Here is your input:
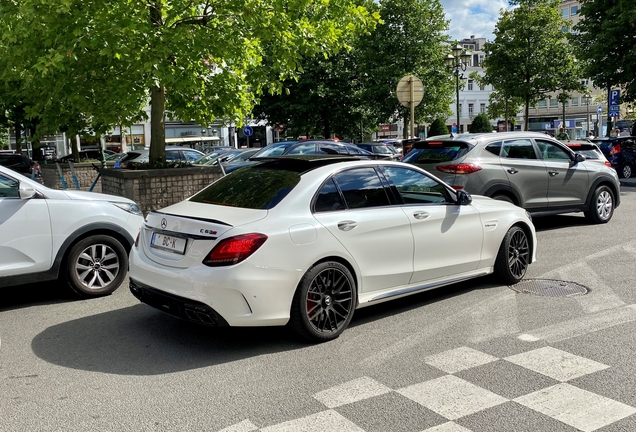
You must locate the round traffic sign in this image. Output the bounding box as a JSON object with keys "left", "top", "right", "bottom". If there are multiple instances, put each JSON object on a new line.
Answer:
{"left": 597, "top": 105, "right": 602, "bottom": 114}
{"left": 396, "top": 75, "right": 424, "bottom": 108}
{"left": 243, "top": 126, "right": 253, "bottom": 137}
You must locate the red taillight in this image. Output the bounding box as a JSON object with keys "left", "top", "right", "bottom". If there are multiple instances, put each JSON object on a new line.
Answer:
{"left": 605, "top": 161, "right": 612, "bottom": 167}
{"left": 203, "top": 233, "right": 268, "bottom": 267}
{"left": 134, "top": 230, "right": 140, "bottom": 247}
{"left": 451, "top": 185, "right": 464, "bottom": 190}
{"left": 436, "top": 163, "right": 482, "bottom": 174}
{"left": 610, "top": 144, "right": 621, "bottom": 155}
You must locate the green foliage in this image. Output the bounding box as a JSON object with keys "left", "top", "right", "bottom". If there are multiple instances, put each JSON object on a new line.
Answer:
{"left": 428, "top": 118, "right": 448, "bottom": 137}
{"left": 0, "top": 0, "right": 380, "bottom": 165}
{"left": 484, "top": 90, "right": 524, "bottom": 125}
{"left": 470, "top": 114, "right": 492, "bottom": 133}
{"left": 356, "top": 0, "right": 453, "bottom": 134}
{"left": 480, "top": 0, "right": 582, "bottom": 130}
{"left": 574, "top": 0, "right": 636, "bottom": 124}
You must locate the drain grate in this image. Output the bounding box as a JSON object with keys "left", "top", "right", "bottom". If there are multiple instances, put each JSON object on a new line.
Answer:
{"left": 509, "top": 279, "right": 589, "bottom": 297}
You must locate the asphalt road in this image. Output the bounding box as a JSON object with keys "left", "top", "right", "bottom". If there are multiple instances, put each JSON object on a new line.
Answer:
{"left": 2, "top": 183, "right": 636, "bottom": 432}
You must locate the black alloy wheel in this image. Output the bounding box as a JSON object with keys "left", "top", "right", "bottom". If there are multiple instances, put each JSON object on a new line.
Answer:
{"left": 494, "top": 226, "right": 529, "bottom": 285}
{"left": 621, "top": 163, "right": 632, "bottom": 179}
{"left": 290, "top": 262, "right": 356, "bottom": 342}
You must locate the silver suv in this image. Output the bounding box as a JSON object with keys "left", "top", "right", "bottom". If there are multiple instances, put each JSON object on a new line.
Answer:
{"left": 402, "top": 132, "right": 620, "bottom": 223}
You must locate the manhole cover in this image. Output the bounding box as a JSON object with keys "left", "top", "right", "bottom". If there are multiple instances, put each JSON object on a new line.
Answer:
{"left": 509, "top": 279, "right": 589, "bottom": 297}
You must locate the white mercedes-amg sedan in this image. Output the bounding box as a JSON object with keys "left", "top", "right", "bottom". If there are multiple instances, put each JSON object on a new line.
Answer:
{"left": 129, "top": 156, "right": 537, "bottom": 342}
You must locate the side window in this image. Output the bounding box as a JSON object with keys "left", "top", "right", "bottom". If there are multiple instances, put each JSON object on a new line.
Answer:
{"left": 484, "top": 141, "right": 502, "bottom": 156}
{"left": 314, "top": 178, "right": 346, "bottom": 212}
{"left": 166, "top": 150, "right": 180, "bottom": 161}
{"left": 623, "top": 139, "right": 636, "bottom": 150}
{"left": 535, "top": 140, "right": 571, "bottom": 160}
{"left": 333, "top": 168, "right": 390, "bottom": 209}
{"left": 287, "top": 143, "right": 317, "bottom": 155}
{"left": 0, "top": 173, "right": 19, "bottom": 198}
{"left": 318, "top": 143, "right": 347, "bottom": 155}
{"left": 383, "top": 166, "right": 453, "bottom": 204}
{"left": 183, "top": 151, "right": 201, "bottom": 162}
{"left": 502, "top": 139, "right": 537, "bottom": 159}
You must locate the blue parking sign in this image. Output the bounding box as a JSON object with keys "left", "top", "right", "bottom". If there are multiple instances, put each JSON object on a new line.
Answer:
{"left": 610, "top": 89, "right": 620, "bottom": 106}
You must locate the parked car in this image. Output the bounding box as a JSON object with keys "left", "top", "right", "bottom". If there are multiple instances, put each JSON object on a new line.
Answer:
{"left": 128, "top": 156, "right": 536, "bottom": 342}
{"left": 223, "top": 140, "right": 378, "bottom": 173}
{"left": 0, "top": 152, "right": 43, "bottom": 183}
{"left": 402, "top": 131, "right": 620, "bottom": 223}
{"left": 58, "top": 149, "right": 116, "bottom": 162}
{"left": 193, "top": 150, "right": 233, "bottom": 166}
{"left": 355, "top": 143, "right": 401, "bottom": 160}
{"left": 591, "top": 136, "right": 636, "bottom": 178}
{"left": 0, "top": 165, "right": 144, "bottom": 297}
{"left": 125, "top": 146, "right": 205, "bottom": 164}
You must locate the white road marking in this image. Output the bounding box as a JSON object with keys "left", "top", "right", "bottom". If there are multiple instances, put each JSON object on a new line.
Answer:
{"left": 505, "top": 346, "right": 609, "bottom": 382}
{"left": 515, "top": 383, "right": 636, "bottom": 432}
{"left": 398, "top": 375, "right": 507, "bottom": 420}
{"left": 312, "top": 376, "right": 391, "bottom": 409}
{"left": 425, "top": 346, "right": 498, "bottom": 374}
{"left": 421, "top": 422, "right": 473, "bottom": 432}
{"left": 260, "top": 410, "right": 366, "bottom": 432}
{"left": 217, "top": 420, "right": 258, "bottom": 432}
{"left": 515, "top": 304, "right": 636, "bottom": 343}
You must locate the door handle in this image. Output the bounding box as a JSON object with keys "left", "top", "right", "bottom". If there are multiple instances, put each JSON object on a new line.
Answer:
{"left": 337, "top": 221, "right": 357, "bottom": 231}
{"left": 413, "top": 211, "right": 430, "bottom": 220}
{"left": 507, "top": 168, "right": 519, "bottom": 174}
{"left": 548, "top": 171, "right": 559, "bottom": 177}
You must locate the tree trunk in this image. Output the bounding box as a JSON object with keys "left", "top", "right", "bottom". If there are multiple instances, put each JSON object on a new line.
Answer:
{"left": 148, "top": 0, "right": 165, "bottom": 166}
{"left": 524, "top": 95, "right": 530, "bottom": 131}
{"left": 149, "top": 85, "right": 166, "bottom": 165}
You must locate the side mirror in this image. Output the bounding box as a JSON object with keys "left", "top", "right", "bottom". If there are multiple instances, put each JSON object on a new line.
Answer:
{"left": 573, "top": 153, "right": 586, "bottom": 163}
{"left": 456, "top": 189, "right": 472, "bottom": 205}
{"left": 19, "top": 182, "right": 36, "bottom": 200}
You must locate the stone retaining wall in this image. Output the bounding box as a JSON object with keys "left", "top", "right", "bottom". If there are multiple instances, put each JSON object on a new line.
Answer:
{"left": 101, "top": 166, "right": 223, "bottom": 215}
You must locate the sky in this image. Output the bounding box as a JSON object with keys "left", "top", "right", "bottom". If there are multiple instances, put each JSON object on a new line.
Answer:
{"left": 439, "top": 0, "right": 512, "bottom": 42}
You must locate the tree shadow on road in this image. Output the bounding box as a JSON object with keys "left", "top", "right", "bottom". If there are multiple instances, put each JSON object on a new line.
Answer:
{"left": 0, "top": 280, "right": 79, "bottom": 312}
{"left": 532, "top": 214, "right": 590, "bottom": 232}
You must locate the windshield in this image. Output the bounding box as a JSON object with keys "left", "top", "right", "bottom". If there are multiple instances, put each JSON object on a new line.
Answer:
{"left": 253, "top": 142, "right": 297, "bottom": 158}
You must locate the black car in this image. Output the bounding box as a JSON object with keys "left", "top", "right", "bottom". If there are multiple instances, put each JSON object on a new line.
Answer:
{"left": 355, "top": 143, "right": 401, "bottom": 160}
{"left": 0, "top": 153, "right": 43, "bottom": 183}
{"left": 58, "top": 149, "right": 116, "bottom": 162}
{"left": 591, "top": 136, "right": 636, "bottom": 178}
{"left": 223, "top": 140, "right": 379, "bottom": 173}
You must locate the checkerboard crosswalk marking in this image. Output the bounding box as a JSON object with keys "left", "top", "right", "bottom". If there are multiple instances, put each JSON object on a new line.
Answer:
{"left": 218, "top": 346, "right": 634, "bottom": 432}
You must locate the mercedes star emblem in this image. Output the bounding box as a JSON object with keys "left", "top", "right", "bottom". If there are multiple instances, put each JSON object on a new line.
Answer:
{"left": 161, "top": 218, "right": 167, "bottom": 229}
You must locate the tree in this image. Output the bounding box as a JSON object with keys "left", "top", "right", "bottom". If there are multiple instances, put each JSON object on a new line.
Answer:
{"left": 573, "top": 0, "right": 636, "bottom": 134}
{"left": 480, "top": 0, "right": 581, "bottom": 130}
{"left": 356, "top": 0, "right": 453, "bottom": 137}
{"left": 470, "top": 114, "right": 492, "bottom": 133}
{"left": 484, "top": 90, "right": 523, "bottom": 131}
{"left": 428, "top": 118, "right": 448, "bottom": 137}
{"left": 0, "top": 0, "right": 380, "bottom": 165}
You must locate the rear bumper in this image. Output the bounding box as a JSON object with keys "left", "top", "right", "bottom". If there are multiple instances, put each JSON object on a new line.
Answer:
{"left": 130, "top": 279, "right": 229, "bottom": 327}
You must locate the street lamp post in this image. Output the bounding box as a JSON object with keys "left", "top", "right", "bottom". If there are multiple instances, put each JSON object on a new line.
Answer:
{"left": 582, "top": 93, "right": 592, "bottom": 137}
{"left": 445, "top": 44, "right": 471, "bottom": 135}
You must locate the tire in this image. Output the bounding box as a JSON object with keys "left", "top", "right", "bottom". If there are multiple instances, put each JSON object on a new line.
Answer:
{"left": 64, "top": 235, "right": 129, "bottom": 298}
{"left": 620, "top": 163, "right": 633, "bottom": 179}
{"left": 494, "top": 226, "right": 529, "bottom": 285}
{"left": 585, "top": 185, "right": 614, "bottom": 224}
{"left": 492, "top": 194, "right": 514, "bottom": 204}
{"left": 289, "top": 262, "right": 357, "bottom": 342}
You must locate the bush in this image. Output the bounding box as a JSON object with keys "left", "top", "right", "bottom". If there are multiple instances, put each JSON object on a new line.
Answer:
{"left": 428, "top": 118, "right": 448, "bottom": 137}
{"left": 470, "top": 114, "right": 493, "bottom": 133}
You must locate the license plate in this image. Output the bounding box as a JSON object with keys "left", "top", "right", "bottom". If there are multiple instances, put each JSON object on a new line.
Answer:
{"left": 151, "top": 232, "right": 187, "bottom": 255}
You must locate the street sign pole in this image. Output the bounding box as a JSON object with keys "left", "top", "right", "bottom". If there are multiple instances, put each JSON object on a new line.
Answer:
{"left": 410, "top": 76, "right": 415, "bottom": 139}
{"left": 396, "top": 75, "right": 424, "bottom": 140}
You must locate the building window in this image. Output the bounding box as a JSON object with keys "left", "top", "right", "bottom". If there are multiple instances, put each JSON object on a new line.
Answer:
{"left": 562, "top": 8, "right": 568, "bottom": 17}
{"left": 571, "top": 5, "right": 578, "bottom": 15}
{"left": 459, "top": 104, "right": 462, "bottom": 116}
{"left": 469, "top": 103, "right": 474, "bottom": 117}
{"left": 479, "top": 84, "right": 484, "bottom": 91}
{"left": 479, "top": 55, "right": 485, "bottom": 65}
{"left": 480, "top": 103, "right": 486, "bottom": 114}
{"left": 468, "top": 79, "right": 473, "bottom": 91}
{"left": 562, "top": 26, "right": 569, "bottom": 33}
{"left": 538, "top": 100, "right": 548, "bottom": 108}
{"left": 550, "top": 98, "right": 558, "bottom": 108}
{"left": 572, "top": 97, "right": 579, "bottom": 106}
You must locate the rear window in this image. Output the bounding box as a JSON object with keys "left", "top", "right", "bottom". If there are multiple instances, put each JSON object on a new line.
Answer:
{"left": 253, "top": 142, "right": 296, "bottom": 158}
{"left": 402, "top": 142, "right": 470, "bottom": 164}
{"left": 592, "top": 140, "right": 614, "bottom": 151}
{"left": 566, "top": 144, "right": 601, "bottom": 159}
{"left": 189, "top": 165, "right": 300, "bottom": 209}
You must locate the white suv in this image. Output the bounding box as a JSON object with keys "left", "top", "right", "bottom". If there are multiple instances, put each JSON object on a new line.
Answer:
{"left": 0, "top": 165, "right": 144, "bottom": 297}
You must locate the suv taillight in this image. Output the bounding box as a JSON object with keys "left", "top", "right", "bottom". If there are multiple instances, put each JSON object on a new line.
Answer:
{"left": 203, "top": 233, "right": 267, "bottom": 267}
{"left": 610, "top": 144, "right": 621, "bottom": 155}
{"left": 436, "top": 164, "right": 482, "bottom": 174}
